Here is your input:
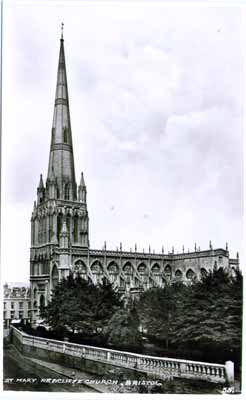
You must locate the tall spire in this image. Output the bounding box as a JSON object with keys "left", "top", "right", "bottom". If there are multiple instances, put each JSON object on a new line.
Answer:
{"left": 47, "top": 26, "right": 77, "bottom": 200}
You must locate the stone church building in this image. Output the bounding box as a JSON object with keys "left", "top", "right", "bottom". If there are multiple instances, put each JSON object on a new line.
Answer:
{"left": 30, "top": 33, "right": 239, "bottom": 321}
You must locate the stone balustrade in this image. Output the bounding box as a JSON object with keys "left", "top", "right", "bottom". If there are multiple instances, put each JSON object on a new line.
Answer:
{"left": 11, "top": 326, "right": 234, "bottom": 384}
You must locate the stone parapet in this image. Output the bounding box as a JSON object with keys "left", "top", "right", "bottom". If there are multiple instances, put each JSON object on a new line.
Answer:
{"left": 12, "top": 326, "right": 233, "bottom": 385}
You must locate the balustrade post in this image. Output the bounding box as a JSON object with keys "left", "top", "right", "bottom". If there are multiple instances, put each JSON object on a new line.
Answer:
{"left": 180, "top": 362, "right": 186, "bottom": 377}
{"left": 225, "top": 361, "right": 234, "bottom": 385}
{"left": 107, "top": 351, "right": 111, "bottom": 361}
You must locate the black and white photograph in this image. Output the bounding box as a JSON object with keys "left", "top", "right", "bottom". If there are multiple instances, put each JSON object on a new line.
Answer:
{"left": 1, "top": 0, "right": 244, "bottom": 396}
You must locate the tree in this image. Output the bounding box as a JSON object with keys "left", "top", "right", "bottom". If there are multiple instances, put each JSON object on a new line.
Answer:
{"left": 105, "top": 307, "right": 143, "bottom": 352}
{"left": 41, "top": 273, "right": 122, "bottom": 335}
{"left": 172, "top": 267, "right": 243, "bottom": 363}
{"left": 137, "top": 282, "right": 188, "bottom": 349}
{"left": 94, "top": 277, "right": 123, "bottom": 332}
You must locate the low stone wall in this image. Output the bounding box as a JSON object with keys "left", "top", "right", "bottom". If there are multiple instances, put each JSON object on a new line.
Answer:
{"left": 11, "top": 327, "right": 234, "bottom": 385}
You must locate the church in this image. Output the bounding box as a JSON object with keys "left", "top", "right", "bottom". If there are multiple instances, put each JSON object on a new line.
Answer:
{"left": 29, "top": 32, "right": 239, "bottom": 322}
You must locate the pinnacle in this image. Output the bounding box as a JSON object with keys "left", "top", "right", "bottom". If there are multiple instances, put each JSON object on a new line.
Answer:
{"left": 80, "top": 172, "right": 86, "bottom": 187}
{"left": 38, "top": 174, "right": 44, "bottom": 189}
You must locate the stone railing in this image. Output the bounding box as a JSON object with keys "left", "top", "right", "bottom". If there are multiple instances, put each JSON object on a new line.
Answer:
{"left": 12, "top": 326, "right": 234, "bottom": 385}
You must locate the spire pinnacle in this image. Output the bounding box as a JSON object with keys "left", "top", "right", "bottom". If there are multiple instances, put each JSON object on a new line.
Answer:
{"left": 61, "top": 22, "right": 64, "bottom": 40}
{"left": 80, "top": 172, "right": 86, "bottom": 187}
{"left": 38, "top": 174, "right": 44, "bottom": 189}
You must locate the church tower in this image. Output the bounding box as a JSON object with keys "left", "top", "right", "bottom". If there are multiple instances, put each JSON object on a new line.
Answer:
{"left": 30, "top": 29, "right": 89, "bottom": 322}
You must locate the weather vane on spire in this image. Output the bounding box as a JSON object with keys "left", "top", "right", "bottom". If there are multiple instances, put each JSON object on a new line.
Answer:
{"left": 61, "top": 22, "right": 64, "bottom": 39}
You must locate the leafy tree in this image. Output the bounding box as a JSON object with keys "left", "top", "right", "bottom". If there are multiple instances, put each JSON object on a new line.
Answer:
{"left": 172, "top": 267, "right": 243, "bottom": 363}
{"left": 41, "top": 273, "right": 122, "bottom": 335}
{"left": 138, "top": 282, "right": 188, "bottom": 349}
{"left": 94, "top": 277, "right": 123, "bottom": 332}
{"left": 105, "top": 307, "right": 142, "bottom": 352}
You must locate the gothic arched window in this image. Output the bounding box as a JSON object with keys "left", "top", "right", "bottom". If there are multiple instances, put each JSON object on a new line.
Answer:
{"left": 138, "top": 263, "right": 148, "bottom": 288}
{"left": 200, "top": 268, "right": 207, "bottom": 278}
{"left": 123, "top": 262, "right": 133, "bottom": 284}
{"left": 107, "top": 262, "right": 119, "bottom": 283}
{"left": 74, "top": 260, "right": 87, "bottom": 277}
{"left": 175, "top": 269, "right": 182, "bottom": 279}
{"left": 186, "top": 269, "right": 195, "bottom": 280}
{"left": 164, "top": 264, "right": 172, "bottom": 277}
{"left": 52, "top": 265, "right": 59, "bottom": 288}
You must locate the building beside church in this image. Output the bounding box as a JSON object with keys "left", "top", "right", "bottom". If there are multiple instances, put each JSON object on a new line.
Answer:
{"left": 29, "top": 32, "right": 239, "bottom": 323}
{"left": 3, "top": 283, "right": 31, "bottom": 328}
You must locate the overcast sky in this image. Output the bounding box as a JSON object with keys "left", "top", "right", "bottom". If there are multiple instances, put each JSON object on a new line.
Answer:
{"left": 1, "top": 2, "right": 244, "bottom": 284}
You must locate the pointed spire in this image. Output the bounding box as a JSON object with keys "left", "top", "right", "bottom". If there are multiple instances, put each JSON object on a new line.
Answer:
{"left": 47, "top": 30, "right": 76, "bottom": 200}
{"left": 79, "top": 172, "right": 86, "bottom": 187}
{"left": 38, "top": 174, "right": 44, "bottom": 189}
{"left": 37, "top": 174, "right": 45, "bottom": 204}
{"left": 78, "top": 172, "right": 86, "bottom": 202}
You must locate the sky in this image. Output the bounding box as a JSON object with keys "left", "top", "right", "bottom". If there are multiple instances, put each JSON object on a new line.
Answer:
{"left": 1, "top": 2, "right": 244, "bottom": 284}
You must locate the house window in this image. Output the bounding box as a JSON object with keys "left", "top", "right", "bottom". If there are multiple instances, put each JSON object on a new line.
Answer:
{"left": 19, "top": 302, "right": 23, "bottom": 309}
{"left": 11, "top": 302, "right": 14, "bottom": 309}
{"left": 3, "top": 302, "right": 6, "bottom": 310}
